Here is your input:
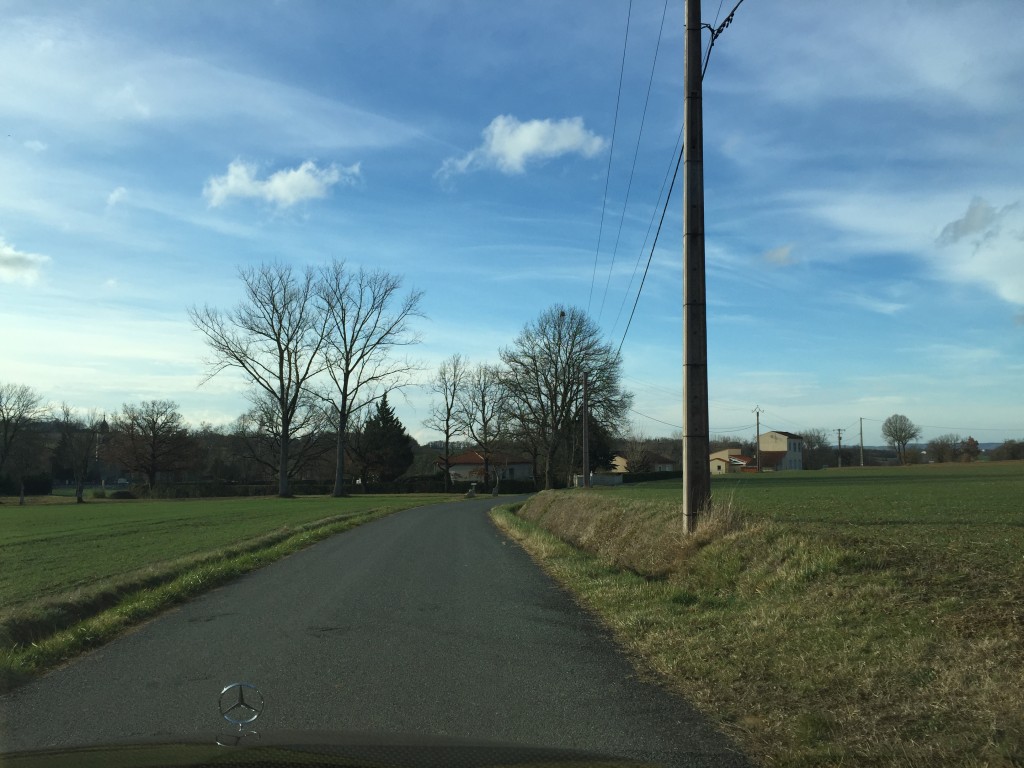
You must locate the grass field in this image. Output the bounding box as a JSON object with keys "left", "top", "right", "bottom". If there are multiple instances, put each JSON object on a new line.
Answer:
{"left": 492, "top": 462, "right": 1024, "bottom": 766}
{"left": 0, "top": 493, "right": 455, "bottom": 690}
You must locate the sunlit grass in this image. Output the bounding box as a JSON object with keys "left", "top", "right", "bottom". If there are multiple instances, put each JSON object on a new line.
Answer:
{"left": 492, "top": 463, "right": 1024, "bottom": 766}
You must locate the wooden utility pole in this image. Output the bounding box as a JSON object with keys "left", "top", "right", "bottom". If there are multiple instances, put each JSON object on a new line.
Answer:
{"left": 753, "top": 405, "right": 762, "bottom": 472}
{"left": 581, "top": 371, "right": 591, "bottom": 489}
{"left": 682, "top": 0, "right": 710, "bottom": 534}
{"left": 859, "top": 417, "right": 865, "bottom": 467}
{"left": 836, "top": 428, "right": 844, "bottom": 468}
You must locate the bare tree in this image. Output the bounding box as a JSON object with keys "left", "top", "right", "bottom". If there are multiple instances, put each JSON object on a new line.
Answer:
{"left": 316, "top": 262, "right": 423, "bottom": 496}
{"left": 500, "top": 305, "right": 631, "bottom": 489}
{"left": 423, "top": 353, "right": 468, "bottom": 491}
{"left": 455, "top": 363, "right": 507, "bottom": 490}
{"left": 927, "top": 433, "right": 962, "bottom": 463}
{"left": 189, "top": 263, "right": 329, "bottom": 496}
{"left": 234, "top": 389, "right": 332, "bottom": 484}
{"left": 882, "top": 413, "right": 922, "bottom": 465}
{"left": 57, "top": 404, "right": 105, "bottom": 503}
{"left": 0, "top": 383, "right": 46, "bottom": 476}
{"left": 109, "top": 400, "right": 192, "bottom": 488}
{"left": 800, "top": 427, "right": 833, "bottom": 469}
{"left": 620, "top": 424, "right": 653, "bottom": 474}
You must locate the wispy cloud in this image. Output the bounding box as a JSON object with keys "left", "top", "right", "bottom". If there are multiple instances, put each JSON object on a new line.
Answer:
{"left": 838, "top": 291, "right": 906, "bottom": 315}
{"left": 934, "top": 197, "right": 1024, "bottom": 305}
{"left": 23, "top": 139, "right": 47, "bottom": 152}
{"left": 106, "top": 186, "right": 127, "bottom": 208}
{"left": 203, "top": 160, "right": 360, "bottom": 209}
{"left": 438, "top": 115, "right": 605, "bottom": 179}
{"left": 0, "top": 238, "right": 51, "bottom": 284}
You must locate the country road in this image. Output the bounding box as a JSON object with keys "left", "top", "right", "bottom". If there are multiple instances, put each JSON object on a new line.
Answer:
{"left": 0, "top": 496, "right": 747, "bottom": 767}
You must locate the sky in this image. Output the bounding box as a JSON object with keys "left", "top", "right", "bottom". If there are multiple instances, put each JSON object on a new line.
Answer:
{"left": 2, "top": 0, "right": 1023, "bottom": 449}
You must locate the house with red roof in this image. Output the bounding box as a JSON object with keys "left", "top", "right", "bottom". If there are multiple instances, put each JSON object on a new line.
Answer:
{"left": 436, "top": 449, "right": 534, "bottom": 484}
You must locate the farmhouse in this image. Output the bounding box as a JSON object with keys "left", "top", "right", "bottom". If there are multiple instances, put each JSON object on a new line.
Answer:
{"left": 436, "top": 450, "right": 534, "bottom": 483}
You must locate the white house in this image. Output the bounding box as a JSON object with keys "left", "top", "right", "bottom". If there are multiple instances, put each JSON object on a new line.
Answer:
{"left": 437, "top": 450, "right": 534, "bottom": 483}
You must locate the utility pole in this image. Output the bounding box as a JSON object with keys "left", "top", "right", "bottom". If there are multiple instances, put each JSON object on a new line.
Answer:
{"left": 682, "top": 0, "right": 710, "bottom": 534}
{"left": 581, "top": 371, "right": 590, "bottom": 489}
{"left": 859, "top": 417, "right": 864, "bottom": 467}
{"left": 836, "top": 428, "right": 844, "bottom": 469}
{"left": 753, "top": 405, "right": 762, "bottom": 473}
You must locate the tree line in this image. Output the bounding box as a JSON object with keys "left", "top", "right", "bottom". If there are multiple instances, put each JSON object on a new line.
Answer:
{"left": 2, "top": 260, "right": 633, "bottom": 501}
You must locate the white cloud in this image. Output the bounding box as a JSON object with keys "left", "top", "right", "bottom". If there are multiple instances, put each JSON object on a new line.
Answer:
{"left": 23, "top": 139, "right": 47, "bottom": 152}
{"left": 203, "top": 160, "right": 360, "bottom": 208}
{"left": 935, "top": 198, "right": 1024, "bottom": 305}
{"left": 439, "top": 115, "right": 606, "bottom": 178}
{"left": 0, "top": 238, "right": 51, "bottom": 284}
{"left": 106, "top": 186, "right": 127, "bottom": 208}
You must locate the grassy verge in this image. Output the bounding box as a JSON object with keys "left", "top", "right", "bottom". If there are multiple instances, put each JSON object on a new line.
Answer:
{"left": 0, "top": 494, "right": 454, "bottom": 692}
{"left": 491, "top": 467, "right": 1024, "bottom": 766}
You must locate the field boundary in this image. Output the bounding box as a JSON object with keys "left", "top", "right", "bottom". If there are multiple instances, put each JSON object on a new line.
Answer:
{"left": 492, "top": 483, "right": 1024, "bottom": 766}
{"left": 0, "top": 506, "right": 397, "bottom": 692}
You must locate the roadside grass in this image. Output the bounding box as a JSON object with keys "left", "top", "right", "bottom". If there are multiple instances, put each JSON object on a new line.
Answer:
{"left": 491, "top": 463, "right": 1024, "bottom": 766}
{"left": 0, "top": 494, "right": 455, "bottom": 692}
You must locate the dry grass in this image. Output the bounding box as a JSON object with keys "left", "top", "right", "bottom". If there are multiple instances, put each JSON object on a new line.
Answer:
{"left": 516, "top": 488, "right": 744, "bottom": 578}
{"left": 493, "top": 478, "right": 1024, "bottom": 767}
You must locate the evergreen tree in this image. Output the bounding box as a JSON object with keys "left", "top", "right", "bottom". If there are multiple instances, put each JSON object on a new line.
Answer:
{"left": 361, "top": 393, "right": 413, "bottom": 484}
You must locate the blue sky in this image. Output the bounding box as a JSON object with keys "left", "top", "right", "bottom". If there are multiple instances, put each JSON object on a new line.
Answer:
{"left": 2, "top": 0, "right": 1023, "bottom": 448}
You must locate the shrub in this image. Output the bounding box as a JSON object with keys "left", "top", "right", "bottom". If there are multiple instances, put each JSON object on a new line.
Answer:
{"left": 108, "top": 490, "right": 137, "bottom": 500}
{"left": 90, "top": 489, "right": 107, "bottom": 499}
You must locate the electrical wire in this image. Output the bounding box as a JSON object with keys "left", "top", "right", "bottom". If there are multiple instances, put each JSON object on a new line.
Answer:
{"left": 587, "top": 0, "right": 633, "bottom": 315}
{"left": 597, "top": 0, "right": 670, "bottom": 323}
{"left": 616, "top": 141, "right": 683, "bottom": 357}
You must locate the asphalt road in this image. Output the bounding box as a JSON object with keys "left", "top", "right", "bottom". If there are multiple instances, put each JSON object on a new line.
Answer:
{"left": 0, "top": 496, "right": 747, "bottom": 766}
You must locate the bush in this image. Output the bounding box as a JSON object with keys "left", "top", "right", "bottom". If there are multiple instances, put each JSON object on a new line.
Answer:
{"left": 90, "top": 489, "right": 107, "bottom": 499}
{"left": 108, "top": 490, "right": 137, "bottom": 500}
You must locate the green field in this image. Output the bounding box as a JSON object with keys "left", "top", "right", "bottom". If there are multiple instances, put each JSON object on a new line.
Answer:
{"left": 0, "top": 493, "right": 455, "bottom": 689}
{"left": 494, "top": 462, "right": 1024, "bottom": 766}
{"left": 0, "top": 494, "right": 449, "bottom": 611}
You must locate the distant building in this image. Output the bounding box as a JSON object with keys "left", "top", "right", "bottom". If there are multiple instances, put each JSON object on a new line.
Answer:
{"left": 709, "top": 448, "right": 756, "bottom": 474}
{"left": 710, "top": 432, "right": 803, "bottom": 473}
{"left": 436, "top": 450, "right": 534, "bottom": 483}
{"left": 758, "top": 431, "right": 803, "bottom": 471}
{"left": 609, "top": 452, "right": 676, "bottom": 474}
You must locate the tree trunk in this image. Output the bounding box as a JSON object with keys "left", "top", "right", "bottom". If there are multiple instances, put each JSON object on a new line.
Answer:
{"left": 75, "top": 479, "right": 85, "bottom": 503}
{"left": 332, "top": 409, "right": 348, "bottom": 497}
{"left": 18, "top": 477, "right": 26, "bottom": 506}
{"left": 442, "top": 437, "right": 450, "bottom": 492}
{"left": 279, "top": 413, "right": 291, "bottom": 497}
{"left": 543, "top": 445, "right": 555, "bottom": 490}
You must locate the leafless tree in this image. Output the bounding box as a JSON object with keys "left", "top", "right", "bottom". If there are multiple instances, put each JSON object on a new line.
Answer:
{"left": 189, "top": 263, "right": 329, "bottom": 496}
{"left": 800, "top": 427, "right": 832, "bottom": 469}
{"left": 109, "top": 400, "right": 192, "bottom": 488}
{"left": 882, "top": 413, "right": 922, "bottom": 465}
{"left": 234, "top": 389, "right": 332, "bottom": 484}
{"left": 500, "top": 305, "right": 631, "bottom": 489}
{"left": 455, "top": 363, "right": 507, "bottom": 489}
{"left": 927, "top": 433, "right": 962, "bottom": 463}
{"left": 620, "top": 424, "right": 653, "bottom": 474}
{"left": 57, "top": 404, "right": 105, "bottom": 503}
{"left": 423, "top": 353, "right": 468, "bottom": 491}
{"left": 0, "top": 382, "right": 46, "bottom": 476}
{"left": 316, "top": 262, "right": 423, "bottom": 496}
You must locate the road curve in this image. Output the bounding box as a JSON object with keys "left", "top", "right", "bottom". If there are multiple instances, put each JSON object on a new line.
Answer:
{"left": 0, "top": 496, "right": 747, "bottom": 767}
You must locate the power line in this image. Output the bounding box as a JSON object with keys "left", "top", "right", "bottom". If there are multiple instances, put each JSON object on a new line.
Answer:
{"left": 587, "top": 0, "right": 633, "bottom": 315}
{"left": 610, "top": 121, "right": 683, "bottom": 339}
{"left": 629, "top": 407, "right": 682, "bottom": 430}
{"left": 616, "top": 141, "right": 683, "bottom": 356}
{"left": 597, "top": 0, "right": 670, "bottom": 323}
